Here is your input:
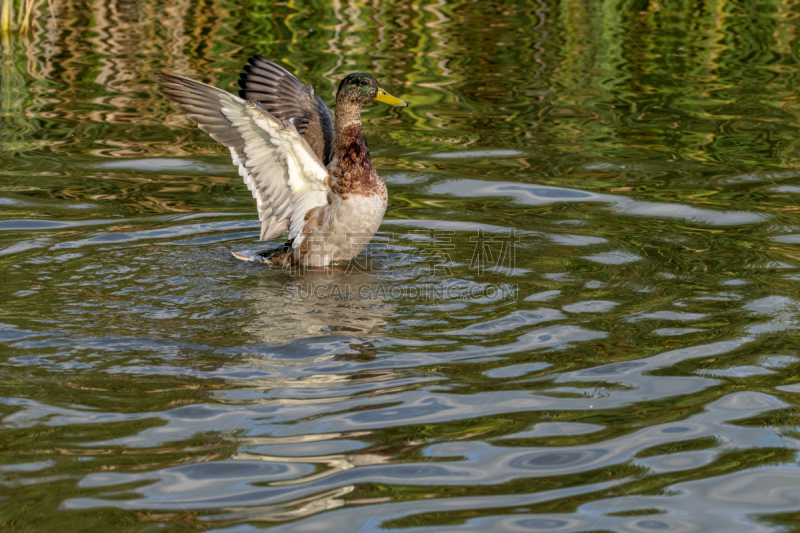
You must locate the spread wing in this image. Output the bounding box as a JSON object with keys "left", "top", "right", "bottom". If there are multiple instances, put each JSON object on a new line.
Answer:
{"left": 158, "top": 72, "right": 331, "bottom": 244}
{"left": 238, "top": 55, "right": 335, "bottom": 166}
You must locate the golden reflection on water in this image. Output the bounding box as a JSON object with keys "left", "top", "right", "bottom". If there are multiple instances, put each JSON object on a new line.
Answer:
{"left": 3, "top": 0, "right": 798, "bottom": 170}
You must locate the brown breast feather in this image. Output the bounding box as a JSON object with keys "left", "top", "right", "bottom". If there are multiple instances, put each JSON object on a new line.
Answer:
{"left": 331, "top": 124, "right": 385, "bottom": 199}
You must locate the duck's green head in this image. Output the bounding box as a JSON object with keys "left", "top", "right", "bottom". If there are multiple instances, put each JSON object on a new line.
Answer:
{"left": 337, "top": 73, "right": 407, "bottom": 108}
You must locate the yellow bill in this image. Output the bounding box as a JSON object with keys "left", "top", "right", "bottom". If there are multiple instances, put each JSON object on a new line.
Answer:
{"left": 374, "top": 87, "right": 408, "bottom": 107}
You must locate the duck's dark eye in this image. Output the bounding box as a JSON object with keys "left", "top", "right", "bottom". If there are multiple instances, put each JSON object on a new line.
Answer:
{"left": 360, "top": 80, "right": 367, "bottom": 86}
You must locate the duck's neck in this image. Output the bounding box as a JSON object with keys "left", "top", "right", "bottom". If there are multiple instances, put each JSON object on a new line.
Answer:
{"left": 333, "top": 104, "right": 368, "bottom": 156}
{"left": 332, "top": 103, "right": 380, "bottom": 196}
{"left": 332, "top": 104, "right": 374, "bottom": 172}
{"left": 334, "top": 102, "right": 362, "bottom": 135}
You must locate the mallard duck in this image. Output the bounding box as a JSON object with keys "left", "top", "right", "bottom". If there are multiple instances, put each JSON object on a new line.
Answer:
{"left": 157, "top": 55, "right": 407, "bottom": 267}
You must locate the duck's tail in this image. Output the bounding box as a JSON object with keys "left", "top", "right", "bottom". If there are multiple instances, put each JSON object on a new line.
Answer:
{"left": 231, "top": 241, "right": 293, "bottom": 264}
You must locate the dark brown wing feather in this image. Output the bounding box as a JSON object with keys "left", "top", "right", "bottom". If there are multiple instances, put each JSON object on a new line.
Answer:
{"left": 238, "top": 55, "right": 335, "bottom": 165}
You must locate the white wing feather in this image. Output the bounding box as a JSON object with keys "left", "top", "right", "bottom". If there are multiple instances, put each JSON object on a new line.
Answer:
{"left": 246, "top": 109, "right": 330, "bottom": 247}
{"left": 157, "top": 73, "right": 330, "bottom": 243}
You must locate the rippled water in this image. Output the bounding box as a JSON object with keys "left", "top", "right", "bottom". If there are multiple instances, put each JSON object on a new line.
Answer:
{"left": 2, "top": 0, "right": 800, "bottom": 531}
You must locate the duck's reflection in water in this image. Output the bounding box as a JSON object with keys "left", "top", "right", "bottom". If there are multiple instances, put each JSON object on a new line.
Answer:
{"left": 244, "top": 267, "right": 395, "bottom": 346}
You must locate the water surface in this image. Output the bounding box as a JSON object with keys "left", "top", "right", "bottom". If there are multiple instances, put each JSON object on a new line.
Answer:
{"left": 2, "top": 1, "right": 800, "bottom": 531}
